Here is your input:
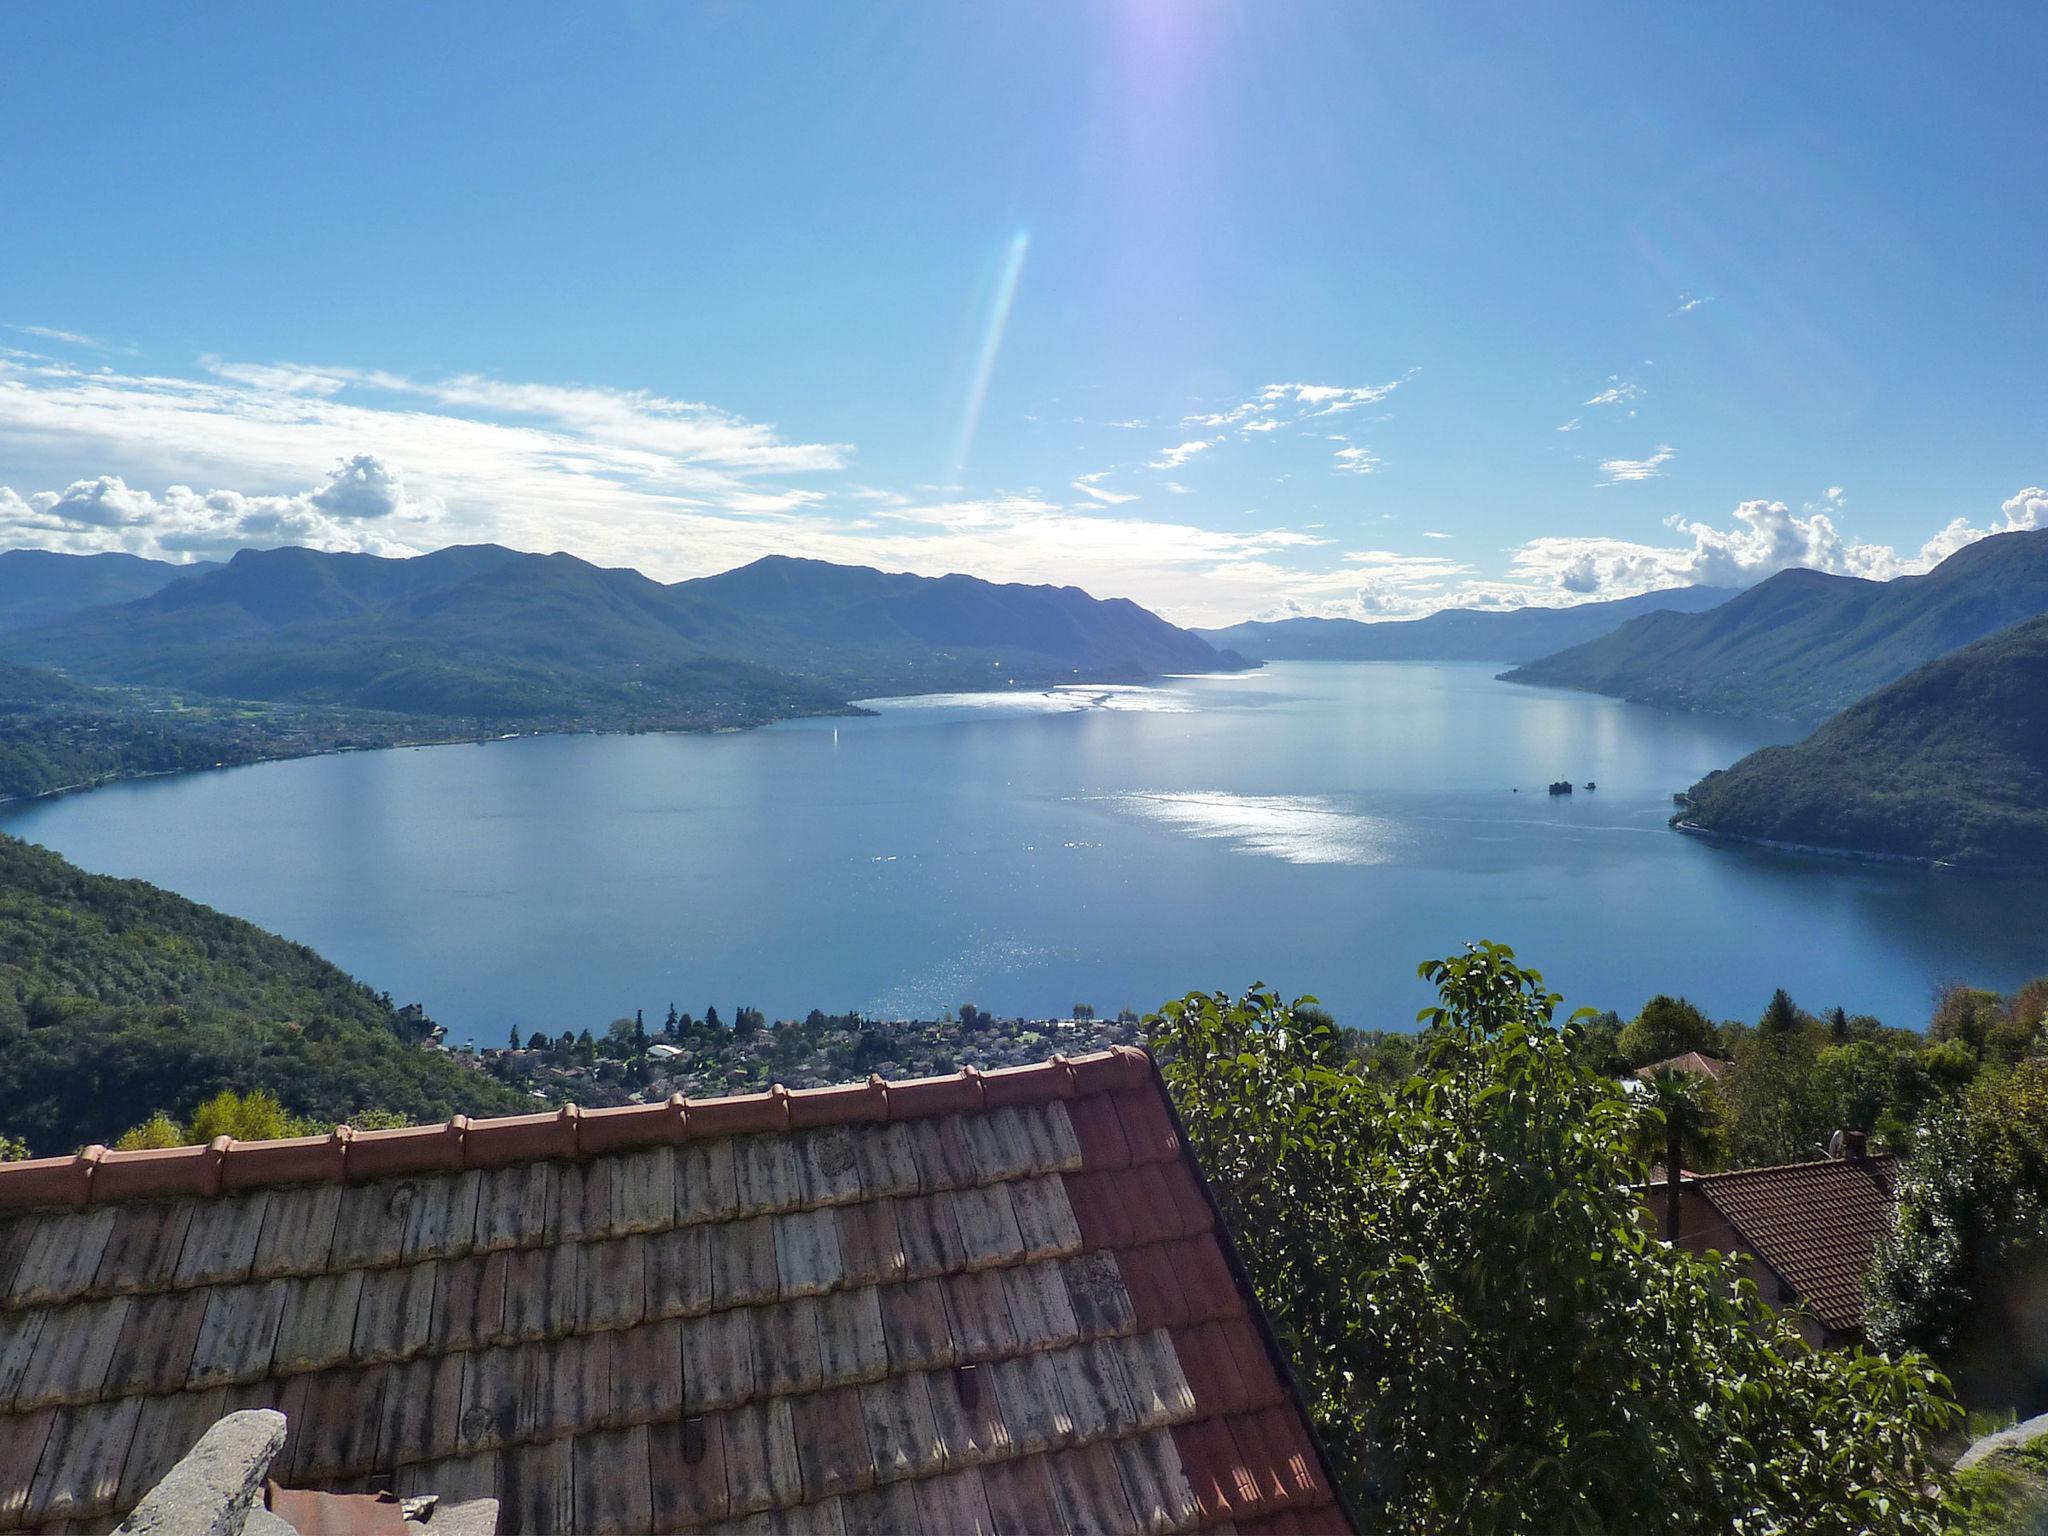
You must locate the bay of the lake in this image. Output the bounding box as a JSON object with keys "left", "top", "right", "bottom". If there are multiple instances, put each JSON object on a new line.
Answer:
{"left": 4, "top": 661, "right": 2044, "bottom": 1042}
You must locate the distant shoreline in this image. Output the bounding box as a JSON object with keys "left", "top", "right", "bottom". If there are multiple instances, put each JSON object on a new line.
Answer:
{"left": 1671, "top": 818, "right": 2038, "bottom": 875}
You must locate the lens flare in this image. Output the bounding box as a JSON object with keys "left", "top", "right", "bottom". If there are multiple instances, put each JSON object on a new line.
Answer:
{"left": 951, "top": 229, "right": 1030, "bottom": 472}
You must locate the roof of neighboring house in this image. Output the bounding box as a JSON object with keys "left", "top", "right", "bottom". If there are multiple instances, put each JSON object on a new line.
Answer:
{"left": 0, "top": 1047, "right": 1346, "bottom": 1535}
{"left": 1633, "top": 1052, "right": 1731, "bottom": 1082}
{"left": 1655, "top": 1154, "right": 1897, "bottom": 1334}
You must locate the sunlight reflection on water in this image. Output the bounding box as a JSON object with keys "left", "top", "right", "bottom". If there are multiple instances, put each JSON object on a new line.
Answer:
{"left": 1105, "top": 790, "right": 1400, "bottom": 866}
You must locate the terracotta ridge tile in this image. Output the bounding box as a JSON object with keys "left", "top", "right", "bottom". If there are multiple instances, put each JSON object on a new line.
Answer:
{"left": 0, "top": 1048, "right": 1159, "bottom": 1213}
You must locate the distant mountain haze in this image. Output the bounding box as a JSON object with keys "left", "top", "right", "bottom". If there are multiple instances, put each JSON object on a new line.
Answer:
{"left": 1679, "top": 612, "right": 2048, "bottom": 867}
{"left": 0, "top": 549, "right": 219, "bottom": 632}
{"left": 1503, "top": 529, "right": 2048, "bottom": 723}
{"left": 0, "top": 544, "right": 1249, "bottom": 722}
{"left": 1197, "top": 586, "right": 1738, "bottom": 663}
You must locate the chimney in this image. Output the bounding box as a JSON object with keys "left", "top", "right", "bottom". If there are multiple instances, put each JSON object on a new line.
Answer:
{"left": 1841, "top": 1128, "right": 1868, "bottom": 1159}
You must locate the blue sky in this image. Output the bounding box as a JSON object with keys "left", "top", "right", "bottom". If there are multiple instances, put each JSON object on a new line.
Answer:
{"left": 1, "top": 3, "right": 2044, "bottom": 625}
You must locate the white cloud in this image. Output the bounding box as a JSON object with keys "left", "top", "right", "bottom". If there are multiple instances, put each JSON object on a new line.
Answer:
{"left": 1916, "top": 486, "right": 2046, "bottom": 566}
{"left": 1162, "top": 481, "right": 1193, "bottom": 495}
{"left": 1331, "top": 442, "right": 1380, "bottom": 475}
{"left": 1583, "top": 380, "right": 1642, "bottom": 408}
{"left": 11, "top": 324, "right": 118, "bottom": 353}
{"left": 1148, "top": 440, "right": 1211, "bottom": 471}
{"left": 1072, "top": 471, "right": 1139, "bottom": 506}
{"left": 1556, "top": 418, "right": 1581, "bottom": 433}
{"left": 0, "top": 455, "right": 438, "bottom": 561}
{"left": 1422, "top": 531, "right": 1451, "bottom": 540}
{"left": 1598, "top": 444, "right": 1674, "bottom": 484}
{"left": 1675, "top": 293, "right": 1711, "bottom": 315}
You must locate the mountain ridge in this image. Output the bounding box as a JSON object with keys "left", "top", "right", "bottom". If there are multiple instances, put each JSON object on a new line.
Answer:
{"left": 1197, "top": 585, "right": 1737, "bottom": 663}
{"left": 1, "top": 543, "right": 1250, "bottom": 723}
{"left": 1677, "top": 612, "right": 2048, "bottom": 868}
{"left": 1503, "top": 530, "right": 2048, "bottom": 722}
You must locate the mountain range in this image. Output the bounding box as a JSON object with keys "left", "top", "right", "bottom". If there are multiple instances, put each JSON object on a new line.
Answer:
{"left": 1678, "top": 613, "right": 2048, "bottom": 867}
{"left": 1196, "top": 585, "right": 1737, "bottom": 663}
{"left": 0, "top": 549, "right": 217, "bottom": 632}
{"left": 1503, "top": 530, "right": 2048, "bottom": 723}
{"left": 1, "top": 544, "right": 1251, "bottom": 724}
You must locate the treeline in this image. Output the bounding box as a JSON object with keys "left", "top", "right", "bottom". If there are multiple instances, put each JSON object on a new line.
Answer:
{"left": 1347, "top": 979, "right": 2042, "bottom": 1171}
{"left": 0, "top": 833, "right": 529, "bottom": 1153}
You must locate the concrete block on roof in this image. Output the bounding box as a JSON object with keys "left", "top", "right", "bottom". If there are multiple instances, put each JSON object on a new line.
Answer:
{"left": 112, "top": 1408, "right": 285, "bottom": 1536}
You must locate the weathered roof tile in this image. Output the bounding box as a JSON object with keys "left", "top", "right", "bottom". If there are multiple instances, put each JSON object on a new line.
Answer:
{"left": 681, "top": 1308, "right": 756, "bottom": 1414}
{"left": 25, "top": 1397, "right": 141, "bottom": 1526}
{"left": 644, "top": 1223, "right": 714, "bottom": 1321}
{"left": 376, "top": 1350, "right": 465, "bottom": 1469}
{"left": 430, "top": 1253, "right": 505, "bottom": 1354}
{"left": 573, "top": 1423, "right": 654, "bottom": 1536}
{"left": 720, "top": 1397, "right": 802, "bottom": 1516}
{"left": 609, "top": 1148, "right": 678, "bottom": 1236}
{"left": 978, "top": 1452, "right": 1066, "bottom": 1535}
{"left": 676, "top": 1139, "right": 740, "bottom": 1226}
{"left": 848, "top": 1123, "right": 921, "bottom": 1201}
{"left": 7, "top": 1209, "right": 116, "bottom": 1307}
{"left": 772, "top": 1209, "right": 843, "bottom": 1299}
{"left": 187, "top": 1277, "right": 290, "bottom": 1389}
{"left": 90, "top": 1201, "right": 194, "bottom": 1297}
{"left": 796, "top": 1128, "right": 864, "bottom": 1208}
{"left": 814, "top": 1287, "right": 888, "bottom": 1388}
{"left": 649, "top": 1412, "right": 729, "bottom": 1531}
{"left": 837, "top": 1477, "right": 921, "bottom": 1536}
{"left": 894, "top": 1193, "right": 966, "bottom": 1281}
{"left": 1113, "top": 1427, "right": 1202, "bottom": 1535}
{"left": 1009, "top": 1173, "right": 1085, "bottom": 1261}
{"left": 789, "top": 1385, "right": 873, "bottom": 1503}
{"left": 987, "top": 1352, "right": 1075, "bottom": 1456}
{"left": 610, "top": 1317, "right": 684, "bottom": 1428}
{"left": 551, "top": 1160, "right": 615, "bottom": 1245}
{"left": 915, "top": 1463, "right": 997, "bottom": 1533}
{"left": 1045, "top": 1439, "right": 1140, "bottom": 1536}
{"left": 878, "top": 1279, "right": 955, "bottom": 1376}
{"left": 751, "top": 1296, "right": 825, "bottom": 1398}
{"left": 350, "top": 1260, "right": 438, "bottom": 1364}
{"left": 732, "top": 1137, "right": 807, "bottom": 1217}
{"left": 1003, "top": 1261, "right": 1082, "bottom": 1354}
{"left": 473, "top": 1162, "right": 554, "bottom": 1252}
{"left": 710, "top": 1216, "right": 782, "bottom": 1310}
{"left": 858, "top": 1373, "right": 945, "bottom": 1483}
{"left": 951, "top": 1184, "right": 1027, "bottom": 1271}
{"left": 102, "top": 1288, "right": 209, "bottom": 1396}
{"left": 581, "top": 1235, "right": 648, "bottom": 1332}
{"left": 0, "top": 1047, "right": 1345, "bottom": 1536}
{"left": 115, "top": 1388, "right": 222, "bottom": 1513}
{"left": 831, "top": 1201, "right": 904, "bottom": 1290}
{"left": 15, "top": 1296, "right": 127, "bottom": 1409}
{"left": 924, "top": 1361, "right": 1012, "bottom": 1468}
{"left": 400, "top": 1170, "right": 482, "bottom": 1262}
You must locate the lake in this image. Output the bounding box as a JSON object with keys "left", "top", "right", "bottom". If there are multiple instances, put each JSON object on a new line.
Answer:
{"left": 4, "top": 661, "right": 2045, "bottom": 1042}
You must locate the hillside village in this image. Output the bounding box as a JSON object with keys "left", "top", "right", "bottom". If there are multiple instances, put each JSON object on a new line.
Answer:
{"left": 467, "top": 1002, "right": 1142, "bottom": 1106}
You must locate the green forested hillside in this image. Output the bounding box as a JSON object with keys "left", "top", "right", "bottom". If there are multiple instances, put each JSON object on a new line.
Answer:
{"left": 1679, "top": 615, "right": 2048, "bottom": 866}
{"left": 0, "top": 549, "right": 217, "bottom": 632}
{"left": 0, "top": 833, "right": 530, "bottom": 1152}
{"left": 1504, "top": 529, "right": 2048, "bottom": 722}
{"left": 6, "top": 545, "right": 1246, "bottom": 720}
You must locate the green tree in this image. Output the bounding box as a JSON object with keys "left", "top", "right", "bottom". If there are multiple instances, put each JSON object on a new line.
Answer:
{"left": 187, "top": 1088, "right": 321, "bottom": 1142}
{"left": 1617, "top": 994, "right": 1718, "bottom": 1067}
{"left": 0, "top": 1132, "right": 28, "bottom": 1162}
{"left": 1149, "top": 943, "right": 1957, "bottom": 1535}
{"left": 114, "top": 1111, "right": 185, "bottom": 1150}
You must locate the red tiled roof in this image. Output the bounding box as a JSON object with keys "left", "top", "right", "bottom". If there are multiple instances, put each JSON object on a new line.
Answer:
{"left": 1679, "top": 1155, "right": 1897, "bottom": 1334}
{"left": 0, "top": 1047, "right": 1350, "bottom": 1534}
